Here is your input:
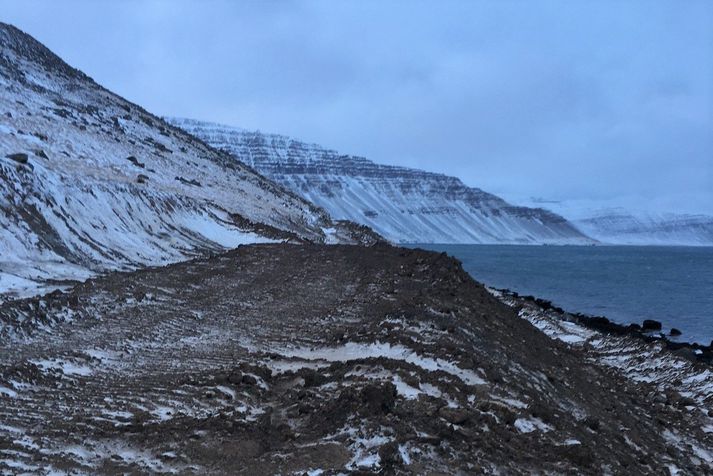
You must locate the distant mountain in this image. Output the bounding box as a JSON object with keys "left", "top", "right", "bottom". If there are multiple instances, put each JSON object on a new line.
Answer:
{"left": 0, "top": 23, "right": 375, "bottom": 299}
{"left": 572, "top": 209, "right": 713, "bottom": 246}
{"left": 168, "top": 118, "right": 594, "bottom": 245}
{"left": 519, "top": 197, "right": 713, "bottom": 246}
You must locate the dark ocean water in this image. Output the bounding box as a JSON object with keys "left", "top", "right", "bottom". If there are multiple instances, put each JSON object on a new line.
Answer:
{"left": 409, "top": 244, "right": 713, "bottom": 345}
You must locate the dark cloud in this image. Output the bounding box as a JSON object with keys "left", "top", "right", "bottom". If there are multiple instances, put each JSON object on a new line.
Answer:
{"left": 2, "top": 0, "right": 712, "bottom": 212}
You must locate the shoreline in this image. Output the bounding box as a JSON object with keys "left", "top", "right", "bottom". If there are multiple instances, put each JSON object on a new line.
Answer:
{"left": 405, "top": 242, "right": 713, "bottom": 348}
{"left": 403, "top": 242, "right": 713, "bottom": 248}
{"left": 489, "top": 285, "right": 713, "bottom": 411}
{"left": 492, "top": 287, "right": 713, "bottom": 364}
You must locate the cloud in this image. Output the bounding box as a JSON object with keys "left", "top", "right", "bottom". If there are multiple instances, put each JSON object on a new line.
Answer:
{"left": 2, "top": 0, "right": 712, "bottom": 213}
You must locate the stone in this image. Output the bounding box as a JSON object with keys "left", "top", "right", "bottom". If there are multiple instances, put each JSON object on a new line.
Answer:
{"left": 227, "top": 371, "right": 243, "bottom": 384}
{"left": 360, "top": 382, "right": 396, "bottom": 415}
{"left": 5, "top": 152, "right": 28, "bottom": 164}
{"left": 126, "top": 155, "right": 145, "bottom": 168}
{"left": 378, "top": 442, "right": 403, "bottom": 468}
{"left": 642, "top": 320, "right": 662, "bottom": 331}
{"left": 438, "top": 406, "right": 471, "bottom": 425}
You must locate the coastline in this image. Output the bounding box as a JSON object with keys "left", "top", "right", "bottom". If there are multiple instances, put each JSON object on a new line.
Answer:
{"left": 405, "top": 243, "right": 713, "bottom": 346}
{"left": 489, "top": 287, "right": 713, "bottom": 410}
{"left": 492, "top": 288, "right": 713, "bottom": 363}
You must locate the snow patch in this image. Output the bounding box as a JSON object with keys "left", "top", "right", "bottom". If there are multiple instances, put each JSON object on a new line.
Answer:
{"left": 278, "top": 341, "right": 486, "bottom": 386}
{"left": 514, "top": 417, "right": 552, "bottom": 434}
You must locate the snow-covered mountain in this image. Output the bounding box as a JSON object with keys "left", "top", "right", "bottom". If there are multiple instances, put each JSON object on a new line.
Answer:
{"left": 572, "top": 209, "right": 713, "bottom": 246}
{"left": 0, "top": 23, "right": 375, "bottom": 299}
{"left": 519, "top": 197, "right": 713, "bottom": 246}
{"left": 168, "top": 118, "right": 594, "bottom": 245}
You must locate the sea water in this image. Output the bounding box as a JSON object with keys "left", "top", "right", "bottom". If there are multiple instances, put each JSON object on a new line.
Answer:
{"left": 409, "top": 244, "right": 713, "bottom": 345}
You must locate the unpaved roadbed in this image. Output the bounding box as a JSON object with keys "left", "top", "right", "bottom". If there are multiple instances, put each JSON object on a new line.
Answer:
{"left": 1, "top": 243, "right": 711, "bottom": 474}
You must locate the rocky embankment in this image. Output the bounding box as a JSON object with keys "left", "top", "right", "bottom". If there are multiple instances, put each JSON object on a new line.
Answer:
{"left": 0, "top": 244, "right": 711, "bottom": 474}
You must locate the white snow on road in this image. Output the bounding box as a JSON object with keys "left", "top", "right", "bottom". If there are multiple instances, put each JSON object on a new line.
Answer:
{"left": 277, "top": 341, "right": 486, "bottom": 386}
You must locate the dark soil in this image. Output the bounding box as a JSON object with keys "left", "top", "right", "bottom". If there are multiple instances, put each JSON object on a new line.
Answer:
{"left": 0, "top": 243, "right": 711, "bottom": 474}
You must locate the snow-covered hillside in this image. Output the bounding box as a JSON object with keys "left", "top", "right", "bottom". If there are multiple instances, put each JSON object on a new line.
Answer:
{"left": 518, "top": 198, "right": 713, "bottom": 246}
{"left": 0, "top": 23, "right": 371, "bottom": 299}
{"left": 572, "top": 209, "right": 713, "bottom": 246}
{"left": 168, "top": 118, "right": 594, "bottom": 245}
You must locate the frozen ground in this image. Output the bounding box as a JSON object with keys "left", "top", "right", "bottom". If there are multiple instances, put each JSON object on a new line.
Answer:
{"left": 0, "top": 243, "right": 710, "bottom": 474}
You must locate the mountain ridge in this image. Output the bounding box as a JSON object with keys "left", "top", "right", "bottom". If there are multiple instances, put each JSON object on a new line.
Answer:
{"left": 168, "top": 118, "right": 595, "bottom": 245}
{"left": 573, "top": 209, "right": 713, "bottom": 246}
{"left": 519, "top": 196, "right": 713, "bottom": 246}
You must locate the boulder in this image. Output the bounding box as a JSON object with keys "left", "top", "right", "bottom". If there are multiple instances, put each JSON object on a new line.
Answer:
{"left": 672, "top": 347, "right": 697, "bottom": 361}
{"left": 378, "top": 442, "right": 404, "bottom": 468}
{"left": 642, "top": 320, "right": 662, "bottom": 331}
{"left": 5, "top": 152, "right": 28, "bottom": 164}
{"left": 299, "top": 368, "right": 327, "bottom": 387}
{"left": 669, "top": 328, "right": 682, "bottom": 337}
{"left": 360, "top": 382, "right": 396, "bottom": 415}
{"left": 438, "top": 406, "right": 471, "bottom": 425}
{"left": 67, "top": 295, "right": 80, "bottom": 308}
{"left": 677, "top": 396, "right": 696, "bottom": 408}
{"left": 583, "top": 416, "right": 600, "bottom": 431}
{"left": 126, "top": 155, "right": 145, "bottom": 168}
{"left": 227, "top": 370, "right": 243, "bottom": 385}
{"left": 175, "top": 176, "right": 202, "bottom": 187}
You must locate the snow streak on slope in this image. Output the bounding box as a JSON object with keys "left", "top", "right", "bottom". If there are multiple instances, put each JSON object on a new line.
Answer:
{"left": 0, "top": 23, "right": 352, "bottom": 299}
{"left": 169, "top": 118, "right": 594, "bottom": 245}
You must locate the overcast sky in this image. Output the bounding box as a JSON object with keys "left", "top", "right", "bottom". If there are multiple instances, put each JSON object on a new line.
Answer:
{"left": 2, "top": 0, "right": 712, "bottom": 214}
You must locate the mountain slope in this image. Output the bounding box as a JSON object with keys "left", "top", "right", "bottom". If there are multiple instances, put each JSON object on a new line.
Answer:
{"left": 521, "top": 198, "right": 713, "bottom": 246}
{"left": 168, "top": 119, "right": 594, "bottom": 245}
{"left": 0, "top": 23, "right": 373, "bottom": 299}
{"left": 573, "top": 210, "right": 713, "bottom": 246}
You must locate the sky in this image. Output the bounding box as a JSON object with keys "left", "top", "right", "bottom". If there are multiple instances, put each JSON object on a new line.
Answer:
{"left": 2, "top": 0, "right": 712, "bottom": 214}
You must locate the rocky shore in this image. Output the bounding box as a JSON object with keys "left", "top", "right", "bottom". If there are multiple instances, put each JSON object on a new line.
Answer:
{"left": 495, "top": 289, "right": 713, "bottom": 363}
{"left": 0, "top": 243, "right": 711, "bottom": 474}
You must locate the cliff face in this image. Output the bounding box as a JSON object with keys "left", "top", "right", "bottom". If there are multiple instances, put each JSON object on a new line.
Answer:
{"left": 169, "top": 118, "right": 595, "bottom": 245}
{"left": 0, "top": 23, "right": 374, "bottom": 299}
